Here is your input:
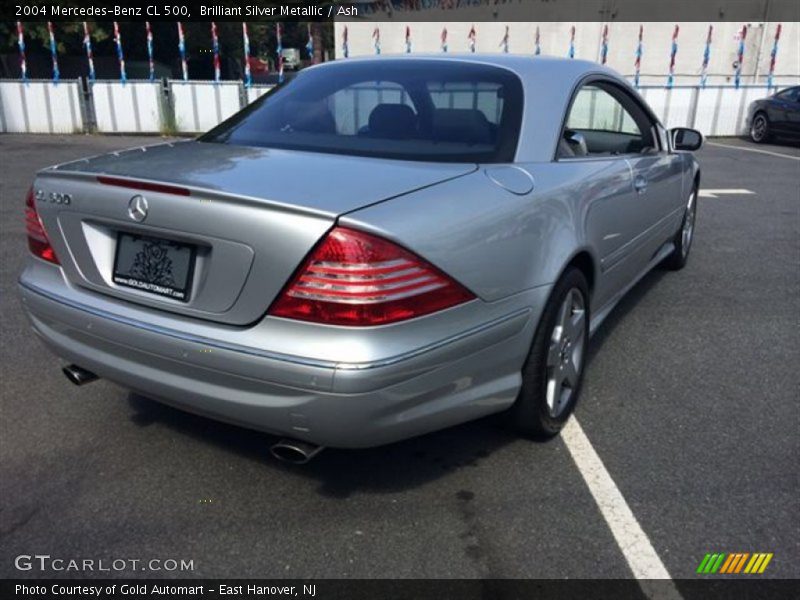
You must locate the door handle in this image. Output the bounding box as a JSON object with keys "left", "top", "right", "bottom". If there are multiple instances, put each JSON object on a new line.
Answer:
{"left": 633, "top": 175, "right": 648, "bottom": 194}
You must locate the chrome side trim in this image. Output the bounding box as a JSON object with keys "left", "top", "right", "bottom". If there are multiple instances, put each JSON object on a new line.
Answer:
{"left": 19, "top": 280, "right": 528, "bottom": 372}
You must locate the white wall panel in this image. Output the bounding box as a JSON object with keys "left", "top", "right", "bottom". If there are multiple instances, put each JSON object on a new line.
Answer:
{"left": 0, "top": 80, "right": 82, "bottom": 133}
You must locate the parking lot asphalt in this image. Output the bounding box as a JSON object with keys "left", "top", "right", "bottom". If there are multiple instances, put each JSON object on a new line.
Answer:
{"left": 1, "top": 134, "right": 798, "bottom": 584}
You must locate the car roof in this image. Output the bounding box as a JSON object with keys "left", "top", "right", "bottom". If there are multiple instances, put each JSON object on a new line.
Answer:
{"left": 308, "top": 53, "right": 618, "bottom": 85}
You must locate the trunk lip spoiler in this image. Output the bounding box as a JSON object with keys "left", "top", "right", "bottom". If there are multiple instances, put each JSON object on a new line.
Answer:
{"left": 34, "top": 169, "right": 343, "bottom": 219}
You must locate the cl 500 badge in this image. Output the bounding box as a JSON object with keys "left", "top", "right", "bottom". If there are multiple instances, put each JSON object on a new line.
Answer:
{"left": 35, "top": 189, "right": 72, "bottom": 205}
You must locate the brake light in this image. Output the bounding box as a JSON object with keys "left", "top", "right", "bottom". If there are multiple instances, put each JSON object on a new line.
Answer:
{"left": 97, "top": 176, "right": 190, "bottom": 197}
{"left": 25, "top": 187, "right": 59, "bottom": 264}
{"left": 269, "top": 227, "right": 475, "bottom": 326}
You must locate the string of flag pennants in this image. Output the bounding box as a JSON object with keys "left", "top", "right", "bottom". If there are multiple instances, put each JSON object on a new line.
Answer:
{"left": 276, "top": 22, "right": 284, "bottom": 83}
{"left": 767, "top": 24, "right": 781, "bottom": 89}
{"left": 242, "top": 22, "right": 252, "bottom": 87}
{"left": 700, "top": 25, "right": 712, "bottom": 88}
{"left": 599, "top": 24, "right": 609, "bottom": 65}
{"left": 82, "top": 21, "right": 95, "bottom": 82}
{"left": 112, "top": 21, "right": 126, "bottom": 84}
{"left": 372, "top": 26, "right": 381, "bottom": 54}
{"left": 568, "top": 25, "right": 576, "bottom": 59}
{"left": 46, "top": 21, "right": 60, "bottom": 83}
{"left": 633, "top": 24, "right": 643, "bottom": 87}
{"left": 145, "top": 21, "right": 155, "bottom": 81}
{"left": 667, "top": 24, "right": 679, "bottom": 88}
{"left": 306, "top": 24, "right": 314, "bottom": 60}
{"left": 177, "top": 21, "right": 188, "bottom": 81}
{"left": 211, "top": 21, "right": 221, "bottom": 83}
{"left": 16, "top": 21, "right": 27, "bottom": 82}
{"left": 12, "top": 22, "right": 785, "bottom": 90}
{"left": 734, "top": 24, "right": 747, "bottom": 89}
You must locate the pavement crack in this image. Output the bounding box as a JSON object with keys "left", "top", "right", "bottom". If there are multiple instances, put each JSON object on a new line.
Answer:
{"left": 0, "top": 505, "right": 40, "bottom": 539}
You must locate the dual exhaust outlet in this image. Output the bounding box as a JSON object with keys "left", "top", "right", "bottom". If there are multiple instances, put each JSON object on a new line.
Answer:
{"left": 62, "top": 364, "right": 324, "bottom": 464}
{"left": 62, "top": 364, "right": 99, "bottom": 386}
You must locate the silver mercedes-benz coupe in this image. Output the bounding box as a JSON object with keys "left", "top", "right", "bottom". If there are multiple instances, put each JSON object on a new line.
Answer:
{"left": 19, "top": 56, "right": 702, "bottom": 463}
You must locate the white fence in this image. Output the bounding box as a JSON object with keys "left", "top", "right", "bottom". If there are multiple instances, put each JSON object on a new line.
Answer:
{"left": 0, "top": 79, "right": 784, "bottom": 138}
{"left": 0, "top": 80, "right": 84, "bottom": 134}
{"left": 638, "top": 86, "right": 771, "bottom": 137}
{"left": 93, "top": 81, "right": 163, "bottom": 134}
{"left": 170, "top": 81, "right": 242, "bottom": 133}
{"left": 246, "top": 84, "right": 274, "bottom": 104}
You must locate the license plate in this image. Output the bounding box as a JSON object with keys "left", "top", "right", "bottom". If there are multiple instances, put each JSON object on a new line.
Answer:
{"left": 113, "top": 233, "right": 196, "bottom": 301}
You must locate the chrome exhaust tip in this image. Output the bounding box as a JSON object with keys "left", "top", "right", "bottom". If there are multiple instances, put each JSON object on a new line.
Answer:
{"left": 62, "top": 364, "right": 99, "bottom": 386}
{"left": 270, "top": 439, "right": 324, "bottom": 464}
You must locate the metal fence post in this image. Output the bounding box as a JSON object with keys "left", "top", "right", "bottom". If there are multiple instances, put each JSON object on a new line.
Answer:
{"left": 79, "top": 76, "right": 96, "bottom": 133}
{"left": 238, "top": 81, "right": 247, "bottom": 109}
{"left": 687, "top": 86, "right": 700, "bottom": 129}
{"left": 160, "top": 77, "right": 176, "bottom": 135}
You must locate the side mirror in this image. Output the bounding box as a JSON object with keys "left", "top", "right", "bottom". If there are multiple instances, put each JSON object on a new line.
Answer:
{"left": 670, "top": 127, "right": 704, "bottom": 152}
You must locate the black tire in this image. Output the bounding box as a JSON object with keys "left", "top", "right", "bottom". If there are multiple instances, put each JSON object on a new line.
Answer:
{"left": 662, "top": 184, "right": 697, "bottom": 271}
{"left": 506, "top": 268, "right": 590, "bottom": 439}
{"left": 749, "top": 111, "right": 771, "bottom": 143}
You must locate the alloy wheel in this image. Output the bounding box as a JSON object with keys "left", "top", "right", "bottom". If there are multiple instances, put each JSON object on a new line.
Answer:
{"left": 751, "top": 115, "right": 767, "bottom": 142}
{"left": 545, "top": 288, "right": 586, "bottom": 417}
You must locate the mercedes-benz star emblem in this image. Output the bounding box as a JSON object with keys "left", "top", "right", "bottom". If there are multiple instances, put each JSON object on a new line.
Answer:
{"left": 128, "top": 195, "right": 149, "bottom": 222}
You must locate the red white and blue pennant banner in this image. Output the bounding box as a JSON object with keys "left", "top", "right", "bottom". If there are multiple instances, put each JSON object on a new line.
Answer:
{"left": 767, "top": 23, "right": 782, "bottom": 89}
{"left": 242, "top": 22, "right": 252, "bottom": 87}
{"left": 177, "top": 21, "right": 188, "bottom": 81}
{"left": 113, "top": 21, "right": 127, "bottom": 84}
{"left": 47, "top": 21, "right": 60, "bottom": 82}
{"left": 666, "top": 24, "right": 679, "bottom": 88}
{"left": 16, "top": 21, "right": 27, "bottom": 82}
{"left": 82, "top": 21, "right": 95, "bottom": 82}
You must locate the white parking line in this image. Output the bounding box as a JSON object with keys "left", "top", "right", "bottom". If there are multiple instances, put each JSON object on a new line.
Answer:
{"left": 698, "top": 189, "right": 755, "bottom": 198}
{"left": 563, "top": 418, "right": 682, "bottom": 599}
{"left": 707, "top": 141, "right": 800, "bottom": 161}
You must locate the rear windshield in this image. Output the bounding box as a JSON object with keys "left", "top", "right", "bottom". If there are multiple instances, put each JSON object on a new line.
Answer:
{"left": 200, "top": 60, "right": 523, "bottom": 163}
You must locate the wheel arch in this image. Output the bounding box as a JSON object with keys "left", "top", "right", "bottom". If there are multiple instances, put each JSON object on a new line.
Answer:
{"left": 559, "top": 249, "right": 597, "bottom": 300}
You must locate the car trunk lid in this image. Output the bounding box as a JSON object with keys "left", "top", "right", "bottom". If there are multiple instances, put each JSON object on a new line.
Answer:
{"left": 34, "top": 141, "right": 475, "bottom": 325}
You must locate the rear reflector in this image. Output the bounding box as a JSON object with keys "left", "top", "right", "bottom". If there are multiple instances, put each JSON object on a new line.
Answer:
{"left": 25, "top": 187, "right": 59, "bottom": 264}
{"left": 268, "top": 227, "right": 475, "bottom": 326}
{"left": 97, "top": 176, "right": 191, "bottom": 197}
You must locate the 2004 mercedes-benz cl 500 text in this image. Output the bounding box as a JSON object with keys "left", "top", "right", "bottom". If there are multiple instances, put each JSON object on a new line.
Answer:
{"left": 19, "top": 56, "right": 703, "bottom": 463}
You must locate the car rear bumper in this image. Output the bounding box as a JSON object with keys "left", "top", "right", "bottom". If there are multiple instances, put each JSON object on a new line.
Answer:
{"left": 19, "top": 264, "right": 547, "bottom": 448}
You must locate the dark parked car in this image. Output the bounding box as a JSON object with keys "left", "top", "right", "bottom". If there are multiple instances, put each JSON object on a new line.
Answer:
{"left": 747, "top": 86, "right": 800, "bottom": 143}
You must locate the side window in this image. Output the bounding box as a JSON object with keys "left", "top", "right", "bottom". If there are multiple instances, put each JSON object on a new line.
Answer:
{"left": 776, "top": 87, "right": 799, "bottom": 102}
{"left": 559, "top": 83, "right": 656, "bottom": 159}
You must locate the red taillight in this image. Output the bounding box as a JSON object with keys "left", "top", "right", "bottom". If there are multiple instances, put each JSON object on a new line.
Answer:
{"left": 269, "top": 227, "right": 475, "bottom": 326}
{"left": 25, "top": 187, "right": 59, "bottom": 264}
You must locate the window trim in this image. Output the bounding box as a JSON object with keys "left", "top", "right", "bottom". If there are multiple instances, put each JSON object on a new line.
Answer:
{"left": 554, "top": 75, "right": 663, "bottom": 162}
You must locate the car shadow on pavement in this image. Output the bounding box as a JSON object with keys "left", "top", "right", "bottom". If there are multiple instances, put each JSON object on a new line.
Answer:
{"left": 585, "top": 266, "right": 668, "bottom": 362}
{"left": 126, "top": 392, "right": 520, "bottom": 497}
